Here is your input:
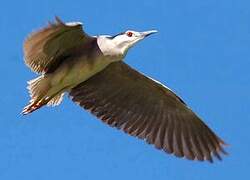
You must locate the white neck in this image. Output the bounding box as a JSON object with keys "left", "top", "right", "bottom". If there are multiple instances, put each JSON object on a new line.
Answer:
{"left": 97, "top": 36, "right": 125, "bottom": 61}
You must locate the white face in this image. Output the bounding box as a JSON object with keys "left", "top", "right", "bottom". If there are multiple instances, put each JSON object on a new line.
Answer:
{"left": 112, "top": 30, "right": 144, "bottom": 52}
{"left": 97, "top": 30, "right": 157, "bottom": 58}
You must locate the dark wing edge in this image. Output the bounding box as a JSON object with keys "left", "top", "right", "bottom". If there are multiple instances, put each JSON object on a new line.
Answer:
{"left": 23, "top": 16, "right": 92, "bottom": 74}
{"left": 69, "top": 61, "right": 228, "bottom": 162}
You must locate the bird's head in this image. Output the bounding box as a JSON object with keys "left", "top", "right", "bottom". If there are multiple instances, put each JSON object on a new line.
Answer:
{"left": 97, "top": 30, "right": 157, "bottom": 59}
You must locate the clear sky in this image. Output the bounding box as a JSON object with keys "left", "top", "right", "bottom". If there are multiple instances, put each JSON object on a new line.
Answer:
{"left": 0, "top": 0, "right": 249, "bottom": 179}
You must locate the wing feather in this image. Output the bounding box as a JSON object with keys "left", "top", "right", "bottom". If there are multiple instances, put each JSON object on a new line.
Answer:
{"left": 24, "top": 16, "right": 93, "bottom": 74}
{"left": 69, "top": 61, "right": 227, "bottom": 162}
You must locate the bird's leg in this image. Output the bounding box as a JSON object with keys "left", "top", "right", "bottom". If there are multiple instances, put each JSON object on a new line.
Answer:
{"left": 22, "top": 98, "right": 50, "bottom": 115}
{"left": 22, "top": 86, "right": 70, "bottom": 115}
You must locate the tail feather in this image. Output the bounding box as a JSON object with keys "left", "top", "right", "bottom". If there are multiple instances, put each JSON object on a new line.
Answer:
{"left": 22, "top": 75, "right": 65, "bottom": 115}
{"left": 47, "top": 93, "right": 64, "bottom": 106}
{"left": 27, "top": 75, "right": 49, "bottom": 100}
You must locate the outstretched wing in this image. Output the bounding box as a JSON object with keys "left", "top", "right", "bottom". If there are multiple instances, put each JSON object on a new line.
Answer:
{"left": 69, "top": 62, "right": 227, "bottom": 162}
{"left": 23, "top": 16, "right": 94, "bottom": 74}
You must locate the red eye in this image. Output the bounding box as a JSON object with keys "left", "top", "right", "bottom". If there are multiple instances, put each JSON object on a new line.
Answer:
{"left": 126, "top": 31, "right": 133, "bottom": 37}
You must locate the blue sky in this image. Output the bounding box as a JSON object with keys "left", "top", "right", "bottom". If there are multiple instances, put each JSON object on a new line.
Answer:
{"left": 0, "top": 0, "right": 249, "bottom": 179}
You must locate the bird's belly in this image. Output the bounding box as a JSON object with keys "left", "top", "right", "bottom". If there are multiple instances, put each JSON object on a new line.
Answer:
{"left": 66, "top": 58, "right": 111, "bottom": 87}
{"left": 50, "top": 56, "right": 112, "bottom": 91}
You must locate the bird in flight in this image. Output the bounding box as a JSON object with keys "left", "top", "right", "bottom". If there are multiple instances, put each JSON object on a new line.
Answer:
{"left": 22, "top": 17, "right": 227, "bottom": 162}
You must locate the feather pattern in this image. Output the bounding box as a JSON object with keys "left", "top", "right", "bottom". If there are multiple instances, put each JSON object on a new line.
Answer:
{"left": 69, "top": 61, "right": 227, "bottom": 162}
{"left": 23, "top": 16, "right": 93, "bottom": 74}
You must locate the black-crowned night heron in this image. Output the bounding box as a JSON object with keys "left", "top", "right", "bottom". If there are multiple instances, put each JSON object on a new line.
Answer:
{"left": 22, "top": 17, "right": 227, "bottom": 162}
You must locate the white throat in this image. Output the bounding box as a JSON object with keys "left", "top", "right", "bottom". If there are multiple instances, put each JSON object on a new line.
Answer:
{"left": 97, "top": 36, "right": 125, "bottom": 61}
